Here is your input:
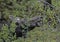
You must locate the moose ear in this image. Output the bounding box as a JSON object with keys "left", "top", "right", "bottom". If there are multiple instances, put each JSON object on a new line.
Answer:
{"left": 9, "top": 15, "right": 15, "bottom": 21}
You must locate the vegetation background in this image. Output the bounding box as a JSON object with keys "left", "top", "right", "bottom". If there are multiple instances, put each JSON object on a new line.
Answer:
{"left": 0, "top": 0, "right": 60, "bottom": 42}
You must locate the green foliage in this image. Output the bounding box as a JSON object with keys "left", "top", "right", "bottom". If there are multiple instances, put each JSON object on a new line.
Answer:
{"left": 0, "top": 0, "right": 60, "bottom": 42}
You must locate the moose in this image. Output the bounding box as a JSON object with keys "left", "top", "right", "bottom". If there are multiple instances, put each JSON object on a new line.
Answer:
{"left": 14, "top": 16, "right": 43, "bottom": 38}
